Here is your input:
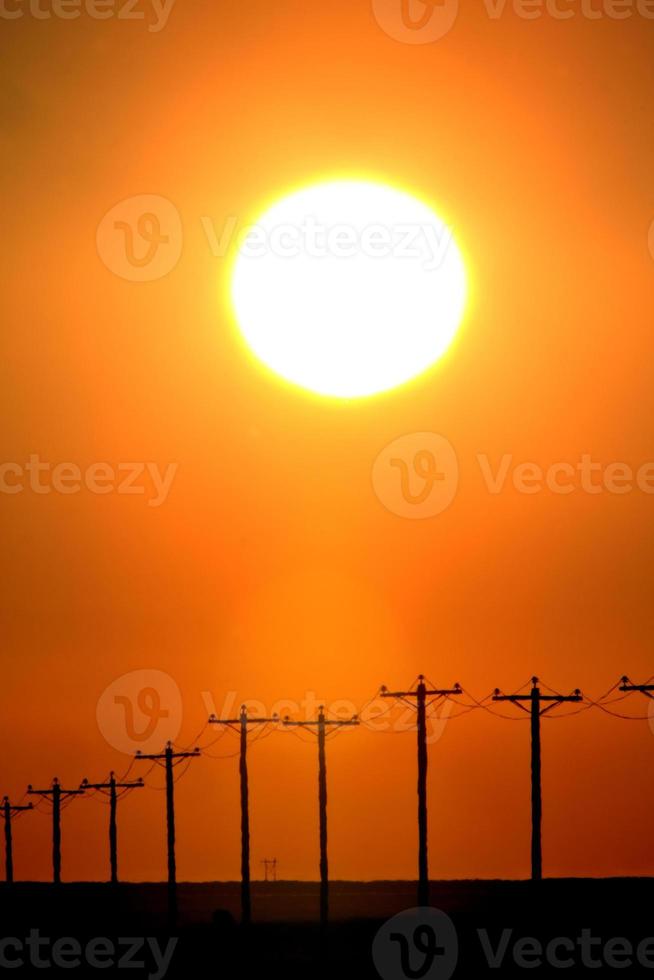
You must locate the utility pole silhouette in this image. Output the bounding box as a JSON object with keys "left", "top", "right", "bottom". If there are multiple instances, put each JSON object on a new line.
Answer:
{"left": 1, "top": 798, "right": 33, "bottom": 884}
{"left": 380, "top": 676, "right": 462, "bottom": 907}
{"left": 135, "top": 742, "right": 200, "bottom": 922}
{"left": 493, "top": 677, "right": 582, "bottom": 881}
{"left": 283, "top": 706, "right": 359, "bottom": 937}
{"left": 208, "top": 706, "right": 279, "bottom": 926}
{"left": 261, "top": 857, "right": 277, "bottom": 882}
{"left": 27, "top": 779, "right": 85, "bottom": 884}
{"left": 619, "top": 676, "right": 654, "bottom": 700}
{"left": 80, "top": 773, "right": 144, "bottom": 884}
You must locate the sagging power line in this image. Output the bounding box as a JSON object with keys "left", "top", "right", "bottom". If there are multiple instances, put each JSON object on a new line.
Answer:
{"left": 619, "top": 676, "right": 654, "bottom": 701}
{"left": 9, "top": 673, "right": 654, "bottom": 891}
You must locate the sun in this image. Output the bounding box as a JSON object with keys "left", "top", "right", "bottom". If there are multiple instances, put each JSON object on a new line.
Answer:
{"left": 230, "top": 179, "right": 467, "bottom": 398}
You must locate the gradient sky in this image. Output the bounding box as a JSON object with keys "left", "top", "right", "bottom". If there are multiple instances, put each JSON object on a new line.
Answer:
{"left": 2, "top": 0, "right": 654, "bottom": 883}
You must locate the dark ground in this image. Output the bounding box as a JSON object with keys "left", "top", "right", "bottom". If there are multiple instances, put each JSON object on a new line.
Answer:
{"left": 1, "top": 879, "right": 654, "bottom": 977}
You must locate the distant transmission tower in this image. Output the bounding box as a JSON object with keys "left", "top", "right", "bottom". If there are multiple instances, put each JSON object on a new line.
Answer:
{"left": 261, "top": 857, "right": 277, "bottom": 882}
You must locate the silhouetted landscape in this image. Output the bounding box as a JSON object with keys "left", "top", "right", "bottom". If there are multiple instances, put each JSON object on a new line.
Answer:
{"left": 3, "top": 878, "right": 654, "bottom": 976}
{"left": 6, "top": 1, "right": 654, "bottom": 978}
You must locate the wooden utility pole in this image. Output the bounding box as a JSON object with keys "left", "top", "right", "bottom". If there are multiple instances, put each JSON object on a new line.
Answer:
{"left": 208, "top": 706, "right": 278, "bottom": 926}
{"left": 80, "top": 773, "right": 144, "bottom": 883}
{"left": 380, "top": 676, "right": 461, "bottom": 907}
{"left": 493, "top": 677, "right": 582, "bottom": 880}
{"left": 283, "top": 707, "right": 359, "bottom": 937}
{"left": 1, "top": 798, "right": 33, "bottom": 883}
{"left": 135, "top": 742, "right": 200, "bottom": 922}
{"left": 619, "top": 676, "right": 654, "bottom": 700}
{"left": 27, "top": 779, "right": 85, "bottom": 883}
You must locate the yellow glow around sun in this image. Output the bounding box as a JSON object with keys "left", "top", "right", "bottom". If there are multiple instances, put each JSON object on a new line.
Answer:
{"left": 230, "top": 180, "right": 467, "bottom": 398}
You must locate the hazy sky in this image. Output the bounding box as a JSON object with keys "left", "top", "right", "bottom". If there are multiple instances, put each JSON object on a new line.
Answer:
{"left": 2, "top": 0, "right": 654, "bottom": 882}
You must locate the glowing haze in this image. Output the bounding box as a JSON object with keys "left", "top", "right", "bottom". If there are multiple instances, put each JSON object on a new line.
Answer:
{"left": 2, "top": 1, "right": 654, "bottom": 886}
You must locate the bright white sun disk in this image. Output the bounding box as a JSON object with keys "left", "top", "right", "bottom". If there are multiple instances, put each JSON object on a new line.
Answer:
{"left": 231, "top": 180, "right": 467, "bottom": 397}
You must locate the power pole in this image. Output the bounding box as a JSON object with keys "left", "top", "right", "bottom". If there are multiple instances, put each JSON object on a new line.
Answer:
{"left": 283, "top": 706, "right": 359, "bottom": 937}
{"left": 27, "top": 779, "right": 85, "bottom": 884}
{"left": 208, "top": 705, "right": 279, "bottom": 926}
{"left": 135, "top": 742, "right": 200, "bottom": 922}
{"left": 380, "top": 676, "right": 462, "bottom": 907}
{"left": 80, "top": 773, "right": 144, "bottom": 884}
{"left": 493, "top": 677, "right": 582, "bottom": 881}
{"left": 1, "top": 798, "right": 33, "bottom": 884}
{"left": 619, "top": 676, "right": 654, "bottom": 700}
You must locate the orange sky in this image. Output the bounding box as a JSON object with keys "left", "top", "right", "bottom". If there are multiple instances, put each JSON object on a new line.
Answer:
{"left": 2, "top": 1, "right": 654, "bottom": 883}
